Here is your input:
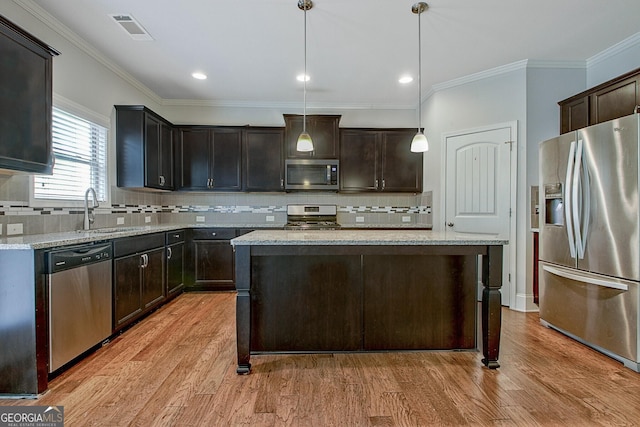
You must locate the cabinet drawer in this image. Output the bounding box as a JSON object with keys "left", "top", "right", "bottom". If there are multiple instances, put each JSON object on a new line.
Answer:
{"left": 191, "top": 228, "right": 236, "bottom": 240}
{"left": 113, "top": 233, "right": 165, "bottom": 258}
{"left": 166, "top": 229, "right": 185, "bottom": 245}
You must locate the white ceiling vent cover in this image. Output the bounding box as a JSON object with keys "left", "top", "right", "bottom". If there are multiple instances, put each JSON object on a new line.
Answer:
{"left": 109, "top": 14, "right": 153, "bottom": 41}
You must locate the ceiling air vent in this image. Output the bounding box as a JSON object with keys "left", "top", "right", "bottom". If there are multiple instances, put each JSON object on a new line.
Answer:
{"left": 109, "top": 14, "right": 153, "bottom": 41}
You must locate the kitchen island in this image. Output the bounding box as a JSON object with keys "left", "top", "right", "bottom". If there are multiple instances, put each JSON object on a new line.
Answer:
{"left": 231, "top": 230, "right": 507, "bottom": 374}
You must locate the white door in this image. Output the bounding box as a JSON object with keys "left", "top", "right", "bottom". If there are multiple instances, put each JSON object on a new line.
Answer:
{"left": 444, "top": 124, "right": 515, "bottom": 306}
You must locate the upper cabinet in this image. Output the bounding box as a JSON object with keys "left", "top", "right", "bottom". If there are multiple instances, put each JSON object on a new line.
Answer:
{"left": 177, "top": 126, "right": 243, "bottom": 191}
{"left": 559, "top": 67, "right": 640, "bottom": 134}
{"left": 284, "top": 114, "right": 340, "bottom": 159}
{"left": 0, "top": 16, "right": 59, "bottom": 174}
{"left": 340, "top": 129, "right": 423, "bottom": 193}
{"left": 115, "top": 105, "right": 174, "bottom": 190}
{"left": 244, "top": 127, "right": 285, "bottom": 191}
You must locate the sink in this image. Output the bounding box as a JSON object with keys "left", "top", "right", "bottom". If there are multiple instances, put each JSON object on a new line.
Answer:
{"left": 77, "top": 226, "right": 145, "bottom": 234}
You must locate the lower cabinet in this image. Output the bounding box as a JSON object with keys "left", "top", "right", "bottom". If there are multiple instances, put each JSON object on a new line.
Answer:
{"left": 166, "top": 230, "right": 185, "bottom": 298}
{"left": 186, "top": 228, "right": 236, "bottom": 291}
{"left": 113, "top": 233, "right": 165, "bottom": 331}
{"left": 185, "top": 228, "right": 254, "bottom": 291}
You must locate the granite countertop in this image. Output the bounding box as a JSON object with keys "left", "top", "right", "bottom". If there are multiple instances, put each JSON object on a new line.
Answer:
{"left": 0, "top": 223, "right": 284, "bottom": 250}
{"left": 231, "top": 229, "right": 508, "bottom": 246}
{"left": 0, "top": 222, "right": 437, "bottom": 250}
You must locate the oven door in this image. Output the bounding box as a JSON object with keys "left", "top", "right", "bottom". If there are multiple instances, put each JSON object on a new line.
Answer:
{"left": 285, "top": 159, "right": 338, "bottom": 191}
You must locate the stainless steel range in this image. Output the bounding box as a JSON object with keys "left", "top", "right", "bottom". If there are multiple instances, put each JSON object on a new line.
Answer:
{"left": 284, "top": 204, "right": 341, "bottom": 230}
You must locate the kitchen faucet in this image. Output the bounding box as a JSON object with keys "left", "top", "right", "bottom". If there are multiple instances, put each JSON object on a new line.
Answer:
{"left": 84, "top": 187, "right": 99, "bottom": 230}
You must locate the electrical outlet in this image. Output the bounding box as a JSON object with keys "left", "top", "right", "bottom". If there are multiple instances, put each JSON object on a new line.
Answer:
{"left": 356, "top": 216, "right": 365, "bottom": 223}
{"left": 196, "top": 216, "right": 205, "bottom": 222}
{"left": 117, "top": 217, "right": 125, "bottom": 225}
{"left": 7, "top": 223, "right": 23, "bottom": 235}
{"left": 426, "top": 208, "right": 432, "bottom": 214}
{"left": 266, "top": 215, "right": 275, "bottom": 222}
{"left": 145, "top": 216, "right": 151, "bottom": 223}
{"left": 402, "top": 216, "right": 411, "bottom": 223}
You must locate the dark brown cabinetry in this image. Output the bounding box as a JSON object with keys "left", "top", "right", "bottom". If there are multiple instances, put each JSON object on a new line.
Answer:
{"left": 113, "top": 233, "right": 165, "bottom": 330}
{"left": 559, "top": 67, "right": 640, "bottom": 133}
{"left": 115, "top": 105, "right": 174, "bottom": 190}
{"left": 166, "top": 230, "right": 185, "bottom": 298}
{"left": 244, "top": 127, "right": 285, "bottom": 191}
{"left": 0, "top": 16, "right": 59, "bottom": 174}
{"left": 340, "top": 128, "right": 422, "bottom": 193}
{"left": 284, "top": 114, "right": 340, "bottom": 158}
{"left": 177, "top": 127, "right": 242, "bottom": 191}
{"left": 186, "top": 228, "right": 237, "bottom": 291}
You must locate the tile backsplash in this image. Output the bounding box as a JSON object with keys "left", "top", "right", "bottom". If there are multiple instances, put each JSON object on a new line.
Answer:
{"left": 0, "top": 175, "right": 432, "bottom": 236}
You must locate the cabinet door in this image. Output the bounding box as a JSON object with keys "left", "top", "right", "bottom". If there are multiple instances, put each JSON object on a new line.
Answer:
{"left": 141, "top": 248, "right": 165, "bottom": 310}
{"left": 179, "top": 128, "right": 211, "bottom": 190}
{"left": 590, "top": 75, "right": 640, "bottom": 125}
{"left": 560, "top": 96, "right": 589, "bottom": 134}
{"left": 0, "top": 17, "right": 56, "bottom": 174}
{"left": 166, "top": 242, "right": 184, "bottom": 296}
{"left": 194, "top": 240, "right": 235, "bottom": 290}
{"left": 339, "top": 130, "right": 380, "bottom": 192}
{"left": 144, "top": 113, "right": 162, "bottom": 188}
{"left": 284, "top": 115, "right": 340, "bottom": 159}
{"left": 114, "top": 254, "right": 143, "bottom": 329}
{"left": 244, "top": 128, "right": 284, "bottom": 191}
{"left": 160, "top": 122, "right": 174, "bottom": 189}
{"left": 380, "top": 130, "right": 423, "bottom": 193}
{"left": 211, "top": 128, "right": 242, "bottom": 191}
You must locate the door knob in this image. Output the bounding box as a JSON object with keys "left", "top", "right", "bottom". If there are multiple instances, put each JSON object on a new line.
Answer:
{"left": 447, "top": 222, "right": 454, "bottom": 227}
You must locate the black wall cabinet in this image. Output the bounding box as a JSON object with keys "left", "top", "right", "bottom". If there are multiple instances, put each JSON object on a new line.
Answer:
{"left": 0, "top": 16, "right": 59, "bottom": 174}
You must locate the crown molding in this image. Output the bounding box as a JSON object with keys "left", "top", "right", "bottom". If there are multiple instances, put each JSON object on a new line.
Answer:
{"left": 161, "top": 98, "right": 415, "bottom": 111}
{"left": 587, "top": 31, "right": 640, "bottom": 68}
{"left": 15, "top": 0, "right": 163, "bottom": 105}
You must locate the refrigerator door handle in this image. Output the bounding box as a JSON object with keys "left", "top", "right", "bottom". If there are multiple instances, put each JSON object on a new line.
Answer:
{"left": 573, "top": 139, "right": 585, "bottom": 259}
{"left": 578, "top": 141, "right": 591, "bottom": 258}
{"left": 564, "top": 140, "right": 577, "bottom": 258}
{"left": 542, "top": 264, "right": 629, "bottom": 291}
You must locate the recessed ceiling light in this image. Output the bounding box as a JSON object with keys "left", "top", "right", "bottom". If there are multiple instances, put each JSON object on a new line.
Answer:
{"left": 192, "top": 72, "right": 207, "bottom": 80}
{"left": 399, "top": 75, "right": 413, "bottom": 84}
{"left": 296, "top": 74, "right": 310, "bottom": 82}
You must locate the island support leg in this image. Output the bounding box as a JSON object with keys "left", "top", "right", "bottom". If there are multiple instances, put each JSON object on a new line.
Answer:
{"left": 481, "top": 245, "right": 502, "bottom": 369}
{"left": 235, "top": 245, "right": 251, "bottom": 374}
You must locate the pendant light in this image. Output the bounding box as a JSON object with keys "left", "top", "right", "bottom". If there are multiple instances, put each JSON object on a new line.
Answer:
{"left": 410, "top": 2, "right": 429, "bottom": 153}
{"left": 297, "top": 0, "right": 314, "bottom": 152}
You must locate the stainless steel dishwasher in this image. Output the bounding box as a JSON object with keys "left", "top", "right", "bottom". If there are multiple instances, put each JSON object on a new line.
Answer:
{"left": 47, "top": 242, "right": 113, "bottom": 372}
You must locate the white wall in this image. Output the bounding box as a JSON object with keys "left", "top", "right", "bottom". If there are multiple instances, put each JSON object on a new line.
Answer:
{"left": 587, "top": 33, "right": 640, "bottom": 87}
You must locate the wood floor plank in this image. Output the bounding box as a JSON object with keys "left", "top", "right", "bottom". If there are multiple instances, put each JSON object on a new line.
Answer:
{"left": 3, "top": 292, "right": 640, "bottom": 426}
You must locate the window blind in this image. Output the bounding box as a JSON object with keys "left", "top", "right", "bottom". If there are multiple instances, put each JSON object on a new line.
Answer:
{"left": 34, "top": 108, "right": 108, "bottom": 201}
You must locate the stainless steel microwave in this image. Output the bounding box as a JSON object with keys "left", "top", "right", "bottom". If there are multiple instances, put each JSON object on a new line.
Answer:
{"left": 285, "top": 159, "right": 339, "bottom": 191}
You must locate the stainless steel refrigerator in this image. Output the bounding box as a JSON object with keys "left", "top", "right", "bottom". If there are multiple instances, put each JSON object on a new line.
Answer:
{"left": 539, "top": 113, "right": 640, "bottom": 372}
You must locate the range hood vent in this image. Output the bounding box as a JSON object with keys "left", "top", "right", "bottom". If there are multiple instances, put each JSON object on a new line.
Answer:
{"left": 109, "top": 14, "right": 153, "bottom": 41}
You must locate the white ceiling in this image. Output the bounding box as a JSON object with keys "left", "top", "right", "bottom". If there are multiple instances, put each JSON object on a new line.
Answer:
{"left": 27, "top": 0, "right": 640, "bottom": 109}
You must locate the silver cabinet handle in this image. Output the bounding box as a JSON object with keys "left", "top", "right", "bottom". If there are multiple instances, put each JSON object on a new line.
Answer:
{"left": 167, "top": 246, "right": 172, "bottom": 260}
{"left": 375, "top": 179, "right": 379, "bottom": 188}
{"left": 281, "top": 178, "right": 284, "bottom": 189}
{"left": 382, "top": 179, "right": 386, "bottom": 190}
{"left": 140, "top": 253, "right": 149, "bottom": 268}
{"left": 159, "top": 175, "right": 165, "bottom": 186}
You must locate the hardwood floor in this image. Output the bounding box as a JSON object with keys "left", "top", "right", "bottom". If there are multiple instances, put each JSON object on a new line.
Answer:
{"left": 3, "top": 292, "right": 640, "bottom": 426}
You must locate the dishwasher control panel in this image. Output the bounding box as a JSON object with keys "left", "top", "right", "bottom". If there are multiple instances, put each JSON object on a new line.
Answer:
{"left": 47, "top": 243, "right": 113, "bottom": 273}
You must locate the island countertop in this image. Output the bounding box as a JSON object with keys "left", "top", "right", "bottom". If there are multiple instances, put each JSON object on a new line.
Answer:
{"left": 231, "top": 229, "right": 508, "bottom": 246}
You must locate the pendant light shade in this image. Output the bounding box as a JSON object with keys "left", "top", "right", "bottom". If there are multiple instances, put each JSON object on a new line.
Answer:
{"left": 411, "top": 2, "right": 429, "bottom": 153}
{"left": 297, "top": 0, "right": 314, "bottom": 152}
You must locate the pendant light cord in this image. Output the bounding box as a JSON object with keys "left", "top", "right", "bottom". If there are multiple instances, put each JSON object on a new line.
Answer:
{"left": 417, "top": 8, "right": 422, "bottom": 134}
{"left": 303, "top": 5, "right": 308, "bottom": 134}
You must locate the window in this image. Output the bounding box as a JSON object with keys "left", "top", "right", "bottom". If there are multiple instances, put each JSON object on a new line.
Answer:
{"left": 34, "top": 107, "right": 107, "bottom": 202}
